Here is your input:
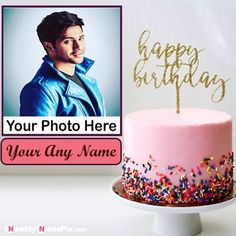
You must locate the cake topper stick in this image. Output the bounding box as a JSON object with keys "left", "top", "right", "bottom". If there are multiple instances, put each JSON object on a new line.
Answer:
{"left": 176, "top": 86, "right": 180, "bottom": 113}
{"left": 133, "top": 30, "right": 229, "bottom": 113}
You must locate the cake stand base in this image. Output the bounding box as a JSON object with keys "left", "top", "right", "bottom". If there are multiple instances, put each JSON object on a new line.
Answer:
{"left": 153, "top": 213, "right": 202, "bottom": 236}
{"left": 111, "top": 178, "right": 236, "bottom": 236}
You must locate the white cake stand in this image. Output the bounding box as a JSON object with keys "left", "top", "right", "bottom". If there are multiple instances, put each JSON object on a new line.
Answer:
{"left": 111, "top": 177, "right": 236, "bottom": 236}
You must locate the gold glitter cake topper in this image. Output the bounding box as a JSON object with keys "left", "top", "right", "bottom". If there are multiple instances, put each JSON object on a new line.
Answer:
{"left": 133, "top": 30, "right": 229, "bottom": 113}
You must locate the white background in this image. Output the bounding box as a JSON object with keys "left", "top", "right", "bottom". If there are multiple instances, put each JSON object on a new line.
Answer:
{"left": 1, "top": 0, "right": 236, "bottom": 175}
{"left": 0, "top": 176, "right": 235, "bottom": 236}
{"left": 1, "top": 1, "right": 236, "bottom": 235}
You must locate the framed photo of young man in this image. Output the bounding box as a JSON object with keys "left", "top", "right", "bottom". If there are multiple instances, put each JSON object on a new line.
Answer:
{"left": 2, "top": 6, "right": 122, "bottom": 135}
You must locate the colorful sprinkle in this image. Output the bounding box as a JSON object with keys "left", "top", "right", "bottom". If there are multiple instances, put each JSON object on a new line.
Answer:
{"left": 147, "top": 161, "right": 152, "bottom": 171}
{"left": 191, "top": 168, "right": 196, "bottom": 177}
{"left": 122, "top": 153, "right": 234, "bottom": 206}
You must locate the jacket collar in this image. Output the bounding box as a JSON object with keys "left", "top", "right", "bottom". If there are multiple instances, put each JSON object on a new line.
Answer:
{"left": 42, "top": 55, "right": 95, "bottom": 75}
{"left": 42, "top": 55, "right": 98, "bottom": 115}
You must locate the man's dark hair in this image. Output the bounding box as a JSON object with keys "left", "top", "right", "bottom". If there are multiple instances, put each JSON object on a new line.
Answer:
{"left": 37, "top": 11, "right": 84, "bottom": 46}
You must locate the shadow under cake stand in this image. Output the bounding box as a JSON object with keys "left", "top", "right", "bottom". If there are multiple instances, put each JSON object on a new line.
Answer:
{"left": 111, "top": 178, "right": 236, "bottom": 236}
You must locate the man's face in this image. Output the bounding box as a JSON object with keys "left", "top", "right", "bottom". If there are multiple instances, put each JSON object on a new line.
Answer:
{"left": 52, "top": 25, "right": 86, "bottom": 64}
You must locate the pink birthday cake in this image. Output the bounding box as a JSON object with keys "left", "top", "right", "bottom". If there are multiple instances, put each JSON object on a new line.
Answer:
{"left": 122, "top": 108, "right": 234, "bottom": 206}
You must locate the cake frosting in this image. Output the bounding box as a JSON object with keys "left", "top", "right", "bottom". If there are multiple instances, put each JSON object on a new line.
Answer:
{"left": 122, "top": 108, "right": 233, "bottom": 206}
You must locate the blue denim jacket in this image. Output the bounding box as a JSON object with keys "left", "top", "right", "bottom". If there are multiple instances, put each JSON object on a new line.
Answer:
{"left": 20, "top": 55, "right": 106, "bottom": 116}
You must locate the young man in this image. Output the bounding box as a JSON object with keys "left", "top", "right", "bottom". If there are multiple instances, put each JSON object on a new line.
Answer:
{"left": 20, "top": 11, "right": 106, "bottom": 116}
